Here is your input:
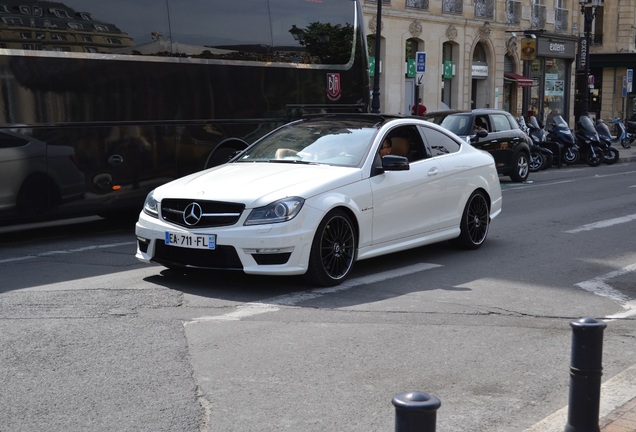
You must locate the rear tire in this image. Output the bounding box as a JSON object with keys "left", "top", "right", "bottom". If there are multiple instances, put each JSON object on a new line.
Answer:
{"left": 509, "top": 152, "right": 529, "bottom": 182}
{"left": 304, "top": 209, "right": 356, "bottom": 286}
{"left": 451, "top": 191, "right": 490, "bottom": 250}
{"left": 563, "top": 147, "right": 580, "bottom": 165}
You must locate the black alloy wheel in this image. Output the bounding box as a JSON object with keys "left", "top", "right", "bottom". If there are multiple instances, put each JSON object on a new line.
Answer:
{"left": 305, "top": 209, "right": 356, "bottom": 286}
{"left": 451, "top": 191, "right": 490, "bottom": 250}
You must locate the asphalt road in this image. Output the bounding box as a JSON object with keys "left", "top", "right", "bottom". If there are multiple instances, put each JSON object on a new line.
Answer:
{"left": 1, "top": 161, "right": 635, "bottom": 432}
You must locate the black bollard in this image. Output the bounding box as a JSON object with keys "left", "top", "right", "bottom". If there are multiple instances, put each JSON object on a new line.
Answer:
{"left": 392, "top": 391, "right": 441, "bottom": 432}
{"left": 564, "top": 317, "right": 607, "bottom": 432}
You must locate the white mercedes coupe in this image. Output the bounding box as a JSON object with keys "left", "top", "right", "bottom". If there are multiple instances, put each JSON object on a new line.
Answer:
{"left": 135, "top": 114, "right": 502, "bottom": 286}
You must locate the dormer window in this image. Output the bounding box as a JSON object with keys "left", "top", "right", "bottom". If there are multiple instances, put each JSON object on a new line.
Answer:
{"left": 78, "top": 12, "right": 93, "bottom": 21}
{"left": 0, "top": 5, "right": 10, "bottom": 13}
{"left": 50, "top": 8, "right": 70, "bottom": 19}
{"left": 33, "top": 6, "right": 41, "bottom": 16}
{"left": 2, "top": 17, "right": 24, "bottom": 25}
{"left": 68, "top": 22, "right": 83, "bottom": 29}
{"left": 19, "top": 5, "right": 29, "bottom": 14}
{"left": 94, "top": 24, "right": 108, "bottom": 32}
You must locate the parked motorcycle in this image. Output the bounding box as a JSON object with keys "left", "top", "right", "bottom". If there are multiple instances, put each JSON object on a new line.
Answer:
{"left": 545, "top": 115, "right": 578, "bottom": 166}
{"left": 524, "top": 116, "right": 554, "bottom": 171}
{"left": 575, "top": 115, "right": 603, "bottom": 167}
{"left": 594, "top": 119, "right": 621, "bottom": 164}
{"left": 624, "top": 118, "right": 636, "bottom": 148}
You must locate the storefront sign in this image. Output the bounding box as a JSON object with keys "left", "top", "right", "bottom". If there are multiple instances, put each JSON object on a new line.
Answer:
{"left": 537, "top": 39, "right": 576, "bottom": 59}
{"left": 472, "top": 64, "right": 488, "bottom": 77}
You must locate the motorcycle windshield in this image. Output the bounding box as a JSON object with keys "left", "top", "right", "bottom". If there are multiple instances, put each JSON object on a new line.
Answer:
{"left": 551, "top": 115, "right": 569, "bottom": 129}
{"left": 528, "top": 116, "right": 541, "bottom": 130}
{"left": 578, "top": 115, "right": 598, "bottom": 137}
{"left": 595, "top": 121, "right": 611, "bottom": 139}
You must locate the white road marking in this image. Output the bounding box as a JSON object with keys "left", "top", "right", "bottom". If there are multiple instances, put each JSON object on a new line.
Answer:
{"left": 565, "top": 214, "right": 636, "bottom": 234}
{"left": 187, "top": 263, "right": 443, "bottom": 324}
{"left": 575, "top": 262, "right": 636, "bottom": 320}
{"left": 0, "top": 241, "right": 136, "bottom": 264}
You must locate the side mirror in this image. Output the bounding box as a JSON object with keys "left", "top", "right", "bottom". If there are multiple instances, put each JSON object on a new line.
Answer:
{"left": 381, "top": 155, "right": 410, "bottom": 171}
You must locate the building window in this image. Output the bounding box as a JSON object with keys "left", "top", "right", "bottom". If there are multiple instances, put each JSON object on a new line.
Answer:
{"left": 532, "top": 0, "right": 546, "bottom": 29}
{"left": 51, "top": 8, "right": 70, "bottom": 19}
{"left": 50, "top": 34, "right": 67, "bottom": 41}
{"left": 52, "top": 46, "right": 71, "bottom": 52}
{"left": 0, "top": 5, "right": 9, "bottom": 13}
{"left": 555, "top": 8, "right": 568, "bottom": 32}
{"left": 79, "top": 13, "right": 94, "bottom": 21}
{"left": 442, "top": 0, "right": 463, "bottom": 14}
{"left": 85, "top": 47, "right": 98, "bottom": 53}
{"left": 475, "top": 0, "right": 493, "bottom": 18}
{"left": 19, "top": 5, "right": 29, "bottom": 14}
{"left": 107, "top": 38, "right": 122, "bottom": 45}
{"left": 22, "top": 44, "right": 34, "bottom": 50}
{"left": 68, "top": 22, "right": 84, "bottom": 29}
{"left": 406, "top": 0, "right": 428, "bottom": 9}
{"left": 82, "top": 36, "right": 93, "bottom": 42}
{"left": 94, "top": 24, "right": 109, "bottom": 32}
{"left": 33, "top": 6, "right": 42, "bottom": 16}
{"left": 506, "top": 0, "right": 521, "bottom": 23}
{"left": 2, "top": 17, "right": 24, "bottom": 25}
{"left": 20, "top": 32, "right": 32, "bottom": 39}
{"left": 592, "top": 5, "right": 604, "bottom": 45}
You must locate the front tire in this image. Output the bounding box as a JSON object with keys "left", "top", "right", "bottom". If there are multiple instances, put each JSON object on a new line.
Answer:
{"left": 509, "top": 152, "right": 529, "bottom": 182}
{"left": 304, "top": 209, "right": 356, "bottom": 286}
{"left": 563, "top": 147, "right": 580, "bottom": 165}
{"left": 451, "top": 191, "right": 490, "bottom": 250}
{"left": 586, "top": 146, "right": 603, "bottom": 167}
{"left": 529, "top": 151, "right": 544, "bottom": 172}
{"left": 603, "top": 146, "right": 619, "bottom": 165}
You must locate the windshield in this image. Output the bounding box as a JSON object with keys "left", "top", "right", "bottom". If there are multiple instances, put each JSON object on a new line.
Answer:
{"left": 549, "top": 115, "right": 569, "bottom": 130}
{"left": 578, "top": 115, "right": 596, "bottom": 133}
{"left": 236, "top": 119, "right": 378, "bottom": 167}
{"left": 439, "top": 114, "right": 473, "bottom": 136}
{"left": 528, "top": 116, "right": 541, "bottom": 129}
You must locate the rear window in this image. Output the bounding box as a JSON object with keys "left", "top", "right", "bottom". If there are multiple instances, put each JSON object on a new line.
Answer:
{"left": 440, "top": 115, "right": 473, "bottom": 136}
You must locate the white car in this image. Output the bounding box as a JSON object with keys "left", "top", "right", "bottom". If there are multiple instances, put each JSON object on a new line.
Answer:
{"left": 135, "top": 114, "right": 502, "bottom": 286}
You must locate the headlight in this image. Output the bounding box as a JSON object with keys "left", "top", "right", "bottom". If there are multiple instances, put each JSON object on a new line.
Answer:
{"left": 245, "top": 197, "right": 304, "bottom": 226}
{"left": 143, "top": 190, "right": 159, "bottom": 218}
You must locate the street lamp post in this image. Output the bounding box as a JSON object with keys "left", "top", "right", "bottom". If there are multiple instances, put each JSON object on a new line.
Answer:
{"left": 579, "top": 0, "right": 600, "bottom": 116}
{"left": 371, "top": 0, "right": 382, "bottom": 113}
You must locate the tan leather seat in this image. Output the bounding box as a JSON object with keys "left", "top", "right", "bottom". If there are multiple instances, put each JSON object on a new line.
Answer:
{"left": 390, "top": 137, "right": 410, "bottom": 157}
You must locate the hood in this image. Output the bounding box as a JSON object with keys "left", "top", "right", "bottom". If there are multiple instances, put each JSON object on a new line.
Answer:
{"left": 153, "top": 162, "right": 363, "bottom": 208}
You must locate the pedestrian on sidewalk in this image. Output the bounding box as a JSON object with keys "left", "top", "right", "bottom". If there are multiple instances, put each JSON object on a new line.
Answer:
{"left": 412, "top": 98, "right": 427, "bottom": 116}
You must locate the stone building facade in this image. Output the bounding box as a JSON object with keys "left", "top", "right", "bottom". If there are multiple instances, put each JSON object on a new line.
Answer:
{"left": 361, "top": 0, "right": 597, "bottom": 126}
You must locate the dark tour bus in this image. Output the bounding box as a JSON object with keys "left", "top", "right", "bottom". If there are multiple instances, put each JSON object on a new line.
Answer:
{"left": 0, "top": 0, "right": 370, "bottom": 226}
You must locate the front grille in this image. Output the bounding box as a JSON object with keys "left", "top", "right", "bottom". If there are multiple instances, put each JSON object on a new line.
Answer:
{"left": 153, "top": 242, "right": 243, "bottom": 270}
{"left": 161, "top": 199, "right": 245, "bottom": 228}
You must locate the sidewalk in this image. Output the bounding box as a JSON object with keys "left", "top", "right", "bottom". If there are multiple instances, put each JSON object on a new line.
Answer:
{"left": 617, "top": 143, "right": 636, "bottom": 163}
{"left": 524, "top": 365, "right": 636, "bottom": 432}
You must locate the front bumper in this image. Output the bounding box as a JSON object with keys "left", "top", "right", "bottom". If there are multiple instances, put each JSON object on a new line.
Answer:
{"left": 135, "top": 208, "right": 321, "bottom": 276}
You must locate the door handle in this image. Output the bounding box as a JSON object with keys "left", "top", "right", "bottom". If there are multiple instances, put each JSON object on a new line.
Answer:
{"left": 427, "top": 168, "right": 439, "bottom": 176}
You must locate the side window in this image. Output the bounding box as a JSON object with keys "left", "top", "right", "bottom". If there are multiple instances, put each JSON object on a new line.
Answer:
{"left": 491, "top": 114, "right": 512, "bottom": 132}
{"left": 385, "top": 125, "right": 427, "bottom": 162}
{"left": 420, "top": 126, "right": 461, "bottom": 156}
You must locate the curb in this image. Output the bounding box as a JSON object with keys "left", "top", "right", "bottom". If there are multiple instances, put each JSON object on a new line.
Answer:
{"left": 523, "top": 364, "right": 636, "bottom": 432}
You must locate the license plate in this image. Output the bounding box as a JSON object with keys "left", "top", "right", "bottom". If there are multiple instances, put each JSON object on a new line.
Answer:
{"left": 165, "top": 232, "right": 216, "bottom": 250}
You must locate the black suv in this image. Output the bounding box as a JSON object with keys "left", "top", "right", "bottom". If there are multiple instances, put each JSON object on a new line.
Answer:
{"left": 424, "top": 109, "right": 531, "bottom": 182}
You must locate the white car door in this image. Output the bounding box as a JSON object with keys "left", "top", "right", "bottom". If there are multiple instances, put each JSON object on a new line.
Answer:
{"left": 369, "top": 126, "right": 446, "bottom": 246}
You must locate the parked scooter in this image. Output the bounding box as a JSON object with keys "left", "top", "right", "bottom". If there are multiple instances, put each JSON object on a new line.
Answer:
{"left": 594, "top": 119, "right": 621, "bottom": 164}
{"left": 524, "top": 116, "right": 554, "bottom": 170}
{"left": 608, "top": 117, "right": 632, "bottom": 149}
{"left": 575, "top": 115, "right": 603, "bottom": 167}
{"left": 624, "top": 118, "right": 636, "bottom": 148}
{"left": 545, "top": 115, "right": 578, "bottom": 166}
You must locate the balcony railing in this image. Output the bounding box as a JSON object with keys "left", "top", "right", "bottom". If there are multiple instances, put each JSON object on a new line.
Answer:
{"left": 555, "top": 7, "right": 568, "bottom": 32}
{"left": 406, "top": 0, "right": 428, "bottom": 9}
{"left": 506, "top": 0, "right": 521, "bottom": 24}
{"left": 442, "top": 0, "right": 463, "bottom": 14}
{"left": 531, "top": 4, "right": 547, "bottom": 29}
{"left": 475, "top": 0, "right": 494, "bottom": 18}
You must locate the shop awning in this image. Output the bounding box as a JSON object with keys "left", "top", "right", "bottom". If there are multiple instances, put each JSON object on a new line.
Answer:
{"left": 504, "top": 72, "right": 533, "bottom": 87}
